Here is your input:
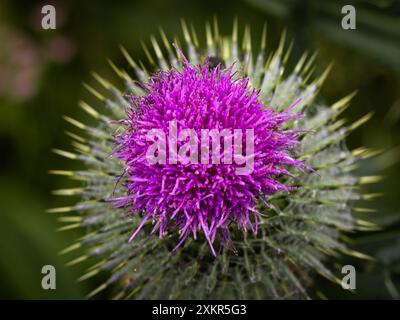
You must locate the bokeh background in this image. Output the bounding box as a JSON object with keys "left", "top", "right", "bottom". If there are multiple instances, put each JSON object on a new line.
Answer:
{"left": 0, "top": 0, "right": 399, "bottom": 299}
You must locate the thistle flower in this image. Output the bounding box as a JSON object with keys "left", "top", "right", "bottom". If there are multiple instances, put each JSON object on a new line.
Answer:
{"left": 52, "top": 21, "right": 375, "bottom": 299}
{"left": 112, "top": 57, "right": 308, "bottom": 256}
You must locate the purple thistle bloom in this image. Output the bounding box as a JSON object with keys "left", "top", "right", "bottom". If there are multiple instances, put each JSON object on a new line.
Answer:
{"left": 113, "top": 59, "right": 308, "bottom": 255}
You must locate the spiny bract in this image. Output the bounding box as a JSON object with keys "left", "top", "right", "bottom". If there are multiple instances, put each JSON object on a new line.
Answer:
{"left": 112, "top": 58, "right": 309, "bottom": 256}
{"left": 52, "top": 21, "right": 375, "bottom": 299}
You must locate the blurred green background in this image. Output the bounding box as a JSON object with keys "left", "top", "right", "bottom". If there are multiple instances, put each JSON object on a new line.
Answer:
{"left": 0, "top": 0, "right": 399, "bottom": 299}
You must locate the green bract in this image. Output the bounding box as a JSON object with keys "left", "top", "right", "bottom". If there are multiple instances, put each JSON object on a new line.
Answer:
{"left": 52, "top": 21, "right": 376, "bottom": 299}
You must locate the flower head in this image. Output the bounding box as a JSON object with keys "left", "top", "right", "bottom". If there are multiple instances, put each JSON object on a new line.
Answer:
{"left": 54, "top": 22, "right": 374, "bottom": 299}
{"left": 113, "top": 58, "right": 307, "bottom": 254}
